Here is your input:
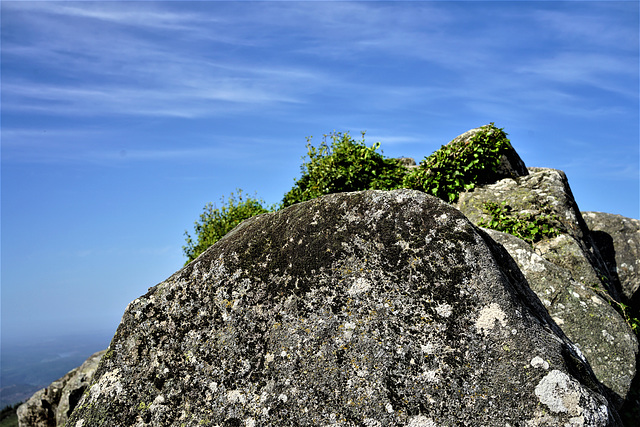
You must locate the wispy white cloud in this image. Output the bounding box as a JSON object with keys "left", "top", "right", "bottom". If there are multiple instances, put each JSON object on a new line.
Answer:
{"left": 2, "top": 2, "right": 329, "bottom": 118}
{"left": 2, "top": 1, "right": 636, "bottom": 142}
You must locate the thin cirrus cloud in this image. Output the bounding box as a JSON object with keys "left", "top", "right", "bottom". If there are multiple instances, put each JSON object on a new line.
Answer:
{"left": 2, "top": 3, "right": 327, "bottom": 118}
{"left": 3, "top": 2, "right": 636, "bottom": 135}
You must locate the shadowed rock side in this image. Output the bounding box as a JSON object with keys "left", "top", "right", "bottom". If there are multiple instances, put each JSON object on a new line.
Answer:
{"left": 482, "top": 228, "right": 638, "bottom": 408}
{"left": 17, "top": 350, "right": 106, "bottom": 427}
{"left": 582, "top": 212, "right": 640, "bottom": 307}
{"left": 67, "top": 190, "right": 620, "bottom": 426}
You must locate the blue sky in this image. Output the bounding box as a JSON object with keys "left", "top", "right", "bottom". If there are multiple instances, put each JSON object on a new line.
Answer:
{"left": 1, "top": 1, "right": 638, "bottom": 346}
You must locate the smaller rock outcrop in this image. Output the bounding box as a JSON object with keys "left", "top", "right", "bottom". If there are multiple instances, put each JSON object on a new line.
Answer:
{"left": 17, "top": 350, "right": 105, "bottom": 427}
{"left": 582, "top": 212, "right": 640, "bottom": 306}
{"left": 457, "top": 167, "right": 621, "bottom": 302}
{"left": 395, "top": 157, "right": 417, "bottom": 169}
{"left": 483, "top": 228, "right": 638, "bottom": 407}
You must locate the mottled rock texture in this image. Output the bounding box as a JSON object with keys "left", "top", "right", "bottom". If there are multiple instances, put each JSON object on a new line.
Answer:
{"left": 457, "top": 167, "right": 620, "bottom": 302}
{"left": 483, "top": 228, "right": 638, "bottom": 408}
{"left": 67, "top": 190, "right": 620, "bottom": 426}
{"left": 17, "top": 350, "right": 106, "bottom": 427}
{"left": 582, "top": 212, "right": 640, "bottom": 306}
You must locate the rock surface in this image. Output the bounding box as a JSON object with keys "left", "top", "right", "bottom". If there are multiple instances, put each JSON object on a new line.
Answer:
{"left": 582, "top": 212, "right": 640, "bottom": 306}
{"left": 17, "top": 350, "right": 106, "bottom": 427}
{"left": 456, "top": 167, "right": 621, "bottom": 302}
{"left": 396, "top": 157, "right": 417, "bottom": 169}
{"left": 483, "top": 228, "right": 638, "bottom": 408}
{"left": 67, "top": 190, "right": 620, "bottom": 426}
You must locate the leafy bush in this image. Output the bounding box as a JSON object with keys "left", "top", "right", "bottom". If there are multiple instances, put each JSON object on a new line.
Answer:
{"left": 282, "top": 132, "right": 407, "bottom": 207}
{"left": 477, "top": 201, "right": 560, "bottom": 244}
{"left": 402, "top": 123, "right": 513, "bottom": 203}
{"left": 184, "top": 124, "right": 524, "bottom": 263}
{"left": 182, "top": 190, "right": 271, "bottom": 264}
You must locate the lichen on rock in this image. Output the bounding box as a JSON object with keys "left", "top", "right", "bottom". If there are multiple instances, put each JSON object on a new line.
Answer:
{"left": 456, "top": 167, "right": 621, "bottom": 302}
{"left": 483, "top": 228, "right": 638, "bottom": 408}
{"left": 67, "top": 189, "right": 620, "bottom": 426}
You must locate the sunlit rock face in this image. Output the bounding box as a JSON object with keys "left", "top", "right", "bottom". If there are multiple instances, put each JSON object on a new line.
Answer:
{"left": 454, "top": 162, "right": 640, "bottom": 410}
{"left": 483, "top": 228, "right": 637, "bottom": 409}
{"left": 67, "top": 190, "right": 620, "bottom": 426}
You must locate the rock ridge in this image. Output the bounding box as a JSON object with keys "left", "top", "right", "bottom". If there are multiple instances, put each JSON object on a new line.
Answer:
{"left": 67, "top": 189, "right": 620, "bottom": 426}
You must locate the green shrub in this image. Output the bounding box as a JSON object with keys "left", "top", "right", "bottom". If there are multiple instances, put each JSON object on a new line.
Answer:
{"left": 402, "top": 123, "right": 513, "bottom": 203}
{"left": 183, "top": 190, "right": 271, "bottom": 264}
{"left": 282, "top": 132, "right": 407, "bottom": 207}
{"left": 478, "top": 201, "right": 560, "bottom": 244}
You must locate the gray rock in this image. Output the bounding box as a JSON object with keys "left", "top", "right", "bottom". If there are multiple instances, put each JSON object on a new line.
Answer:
{"left": 67, "top": 190, "right": 620, "bottom": 426}
{"left": 447, "top": 124, "right": 529, "bottom": 181}
{"left": 396, "top": 157, "right": 417, "bottom": 169}
{"left": 582, "top": 212, "right": 640, "bottom": 305}
{"left": 18, "top": 350, "right": 106, "bottom": 427}
{"left": 456, "top": 167, "right": 620, "bottom": 301}
{"left": 483, "top": 228, "right": 638, "bottom": 408}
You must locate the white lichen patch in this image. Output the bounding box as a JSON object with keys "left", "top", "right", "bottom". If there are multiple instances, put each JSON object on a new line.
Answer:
{"left": 406, "top": 415, "right": 437, "bottom": 426}
{"left": 601, "top": 329, "right": 615, "bottom": 343}
{"left": 530, "top": 356, "right": 549, "bottom": 370}
{"left": 534, "top": 369, "right": 609, "bottom": 425}
{"left": 89, "top": 368, "right": 123, "bottom": 403}
{"left": 421, "top": 342, "right": 437, "bottom": 355}
{"left": 435, "top": 303, "right": 453, "bottom": 318}
{"left": 396, "top": 240, "right": 410, "bottom": 251}
{"left": 475, "top": 303, "right": 507, "bottom": 336}
{"left": 343, "top": 322, "right": 356, "bottom": 340}
{"left": 435, "top": 213, "right": 448, "bottom": 224}
{"left": 513, "top": 248, "right": 547, "bottom": 273}
{"left": 227, "top": 389, "right": 246, "bottom": 404}
{"left": 348, "top": 277, "right": 371, "bottom": 295}
{"left": 420, "top": 370, "right": 439, "bottom": 383}
{"left": 535, "top": 370, "right": 579, "bottom": 414}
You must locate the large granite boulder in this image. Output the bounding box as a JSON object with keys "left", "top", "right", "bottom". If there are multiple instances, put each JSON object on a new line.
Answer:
{"left": 17, "top": 350, "right": 106, "bottom": 427}
{"left": 582, "top": 212, "right": 640, "bottom": 306}
{"left": 483, "top": 228, "right": 638, "bottom": 408}
{"left": 68, "top": 190, "right": 620, "bottom": 426}
{"left": 456, "top": 167, "right": 621, "bottom": 302}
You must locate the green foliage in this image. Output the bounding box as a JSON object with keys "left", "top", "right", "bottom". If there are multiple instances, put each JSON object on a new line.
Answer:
{"left": 403, "top": 123, "right": 513, "bottom": 203}
{"left": 183, "top": 190, "right": 271, "bottom": 264}
{"left": 282, "top": 131, "right": 407, "bottom": 207}
{"left": 611, "top": 300, "right": 640, "bottom": 336}
{"left": 184, "top": 124, "right": 521, "bottom": 262}
{"left": 477, "top": 201, "right": 560, "bottom": 245}
{"left": 0, "top": 403, "right": 20, "bottom": 427}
